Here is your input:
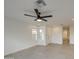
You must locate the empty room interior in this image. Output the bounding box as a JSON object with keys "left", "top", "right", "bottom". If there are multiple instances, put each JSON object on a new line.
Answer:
{"left": 4, "top": 0, "right": 74, "bottom": 59}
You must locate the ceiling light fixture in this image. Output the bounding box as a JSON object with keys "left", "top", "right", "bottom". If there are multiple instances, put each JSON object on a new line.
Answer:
{"left": 37, "top": 19, "right": 42, "bottom": 22}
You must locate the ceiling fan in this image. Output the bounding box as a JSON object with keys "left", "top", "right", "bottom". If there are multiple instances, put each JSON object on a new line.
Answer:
{"left": 24, "top": 9, "right": 53, "bottom": 22}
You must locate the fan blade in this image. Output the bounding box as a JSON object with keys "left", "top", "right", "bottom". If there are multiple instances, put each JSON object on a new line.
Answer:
{"left": 41, "top": 19, "right": 47, "bottom": 22}
{"left": 34, "top": 9, "right": 40, "bottom": 18}
{"left": 24, "top": 14, "right": 36, "bottom": 18}
{"left": 40, "top": 15, "right": 53, "bottom": 18}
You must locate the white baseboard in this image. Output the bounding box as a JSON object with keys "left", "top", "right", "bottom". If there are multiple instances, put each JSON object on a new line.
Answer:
{"left": 51, "top": 42, "right": 63, "bottom": 45}
{"left": 4, "top": 44, "right": 37, "bottom": 56}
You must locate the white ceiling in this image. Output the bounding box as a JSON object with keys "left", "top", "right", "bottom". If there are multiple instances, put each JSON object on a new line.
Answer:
{"left": 5, "top": 0, "right": 74, "bottom": 26}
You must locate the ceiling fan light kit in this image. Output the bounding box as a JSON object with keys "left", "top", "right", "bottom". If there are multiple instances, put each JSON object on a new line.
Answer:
{"left": 37, "top": 19, "right": 42, "bottom": 22}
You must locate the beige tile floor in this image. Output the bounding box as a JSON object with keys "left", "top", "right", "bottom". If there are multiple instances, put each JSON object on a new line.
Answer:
{"left": 5, "top": 44, "right": 74, "bottom": 59}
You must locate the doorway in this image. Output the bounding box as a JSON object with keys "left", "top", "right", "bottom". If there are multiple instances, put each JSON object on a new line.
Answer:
{"left": 63, "top": 26, "right": 70, "bottom": 44}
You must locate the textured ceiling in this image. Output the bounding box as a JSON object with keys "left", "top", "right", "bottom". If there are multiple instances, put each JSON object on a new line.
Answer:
{"left": 5, "top": 0, "right": 74, "bottom": 26}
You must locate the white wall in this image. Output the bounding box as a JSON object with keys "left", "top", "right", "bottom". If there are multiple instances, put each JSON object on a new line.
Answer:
{"left": 70, "top": 26, "right": 74, "bottom": 44}
{"left": 4, "top": 17, "right": 36, "bottom": 55}
{"left": 52, "top": 26, "right": 63, "bottom": 44}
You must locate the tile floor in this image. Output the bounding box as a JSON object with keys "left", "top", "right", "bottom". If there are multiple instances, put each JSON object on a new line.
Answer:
{"left": 4, "top": 44, "right": 74, "bottom": 59}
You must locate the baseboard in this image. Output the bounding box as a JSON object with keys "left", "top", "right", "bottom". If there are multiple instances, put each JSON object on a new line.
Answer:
{"left": 51, "top": 42, "right": 63, "bottom": 45}
{"left": 4, "top": 44, "right": 37, "bottom": 56}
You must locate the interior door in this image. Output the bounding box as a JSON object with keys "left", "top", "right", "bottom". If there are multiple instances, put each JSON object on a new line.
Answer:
{"left": 63, "top": 26, "right": 70, "bottom": 44}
